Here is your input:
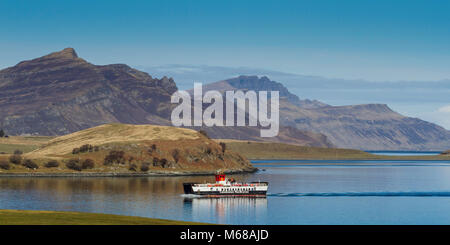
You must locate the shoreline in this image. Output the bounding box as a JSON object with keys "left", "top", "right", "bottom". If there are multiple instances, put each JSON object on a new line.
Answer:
{"left": 249, "top": 157, "right": 450, "bottom": 161}
{"left": 0, "top": 167, "right": 257, "bottom": 177}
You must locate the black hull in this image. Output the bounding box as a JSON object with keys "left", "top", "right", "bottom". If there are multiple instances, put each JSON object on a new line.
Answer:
{"left": 183, "top": 183, "right": 195, "bottom": 194}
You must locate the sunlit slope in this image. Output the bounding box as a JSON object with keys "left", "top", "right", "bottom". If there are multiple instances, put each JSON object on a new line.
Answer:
{"left": 27, "top": 123, "right": 199, "bottom": 157}
{"left": 20, "top": 123, "right": 254, "bottom": 173}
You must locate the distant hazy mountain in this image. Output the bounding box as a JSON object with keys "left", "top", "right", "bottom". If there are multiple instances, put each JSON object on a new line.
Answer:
{"left": 142, "top": 64, "right": 450, "bottom": 130}
{"left": 0, "top": 49, "right": 333, "bottom": 148}
{"left": 202, "top": 76, "right": 450, "bottom": 151}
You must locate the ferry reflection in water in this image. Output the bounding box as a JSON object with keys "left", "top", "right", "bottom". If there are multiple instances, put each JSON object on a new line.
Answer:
{"left": 183, "top": 196, "right": 267, "bottom": 224}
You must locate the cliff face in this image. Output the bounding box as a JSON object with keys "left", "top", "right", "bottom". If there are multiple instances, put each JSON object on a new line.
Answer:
{"left": 209, "top": 76, "right": 450, "bottom": 151}
{"left": 0, "top": 48, "right": 177, "bottom": 135}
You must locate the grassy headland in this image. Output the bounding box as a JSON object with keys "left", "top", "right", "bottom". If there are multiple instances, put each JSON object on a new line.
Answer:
{"left": 0, "top": 209, "right": 206, "bottom": 225}
{"left": 218, "top": 140, "right": 450, "bottom": 160}
{"left": 0, "top": 124, "right": 254, "bottom": 175}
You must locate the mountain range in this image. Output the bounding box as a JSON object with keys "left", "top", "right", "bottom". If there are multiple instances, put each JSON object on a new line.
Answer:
{"left": 200, "top": 76, "right": 450, "bottom": 150}
{"left": 1, "top": 48, "right": 449, "bottom": 150}
{"left": 0, "top": 48, "right": 332, "bottom": 148}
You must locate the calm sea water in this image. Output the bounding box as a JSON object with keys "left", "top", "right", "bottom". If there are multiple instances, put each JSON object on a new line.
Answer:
{"left": 2, "top": 158, "right": 450, "bottom": 224}
{"left": 366, "top": 151, "right": 442, "bottom": 156}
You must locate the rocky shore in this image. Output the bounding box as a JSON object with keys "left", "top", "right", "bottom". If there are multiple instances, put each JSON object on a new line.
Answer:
{"left": 0, "top": 167, "right": 257, "bottom": 177}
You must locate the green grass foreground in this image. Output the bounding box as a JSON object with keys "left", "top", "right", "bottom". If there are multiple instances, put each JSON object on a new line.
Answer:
{"left": 0, "top": 209, "right": 207, "bottom": 225}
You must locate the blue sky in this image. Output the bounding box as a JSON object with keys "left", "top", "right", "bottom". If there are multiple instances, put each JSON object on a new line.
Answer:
{"left": 1, "top": 0, "right": 450, "bottom": 80}
{"left": 1, "top": 0, "right": 450, "bottom": 128}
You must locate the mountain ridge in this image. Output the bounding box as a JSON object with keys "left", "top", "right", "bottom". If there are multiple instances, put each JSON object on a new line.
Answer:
{"left": 0, "top": 48, "right": 333, "bottom": 148}
{"left": 203, "top": 76, "right": 450, "bottom": 150}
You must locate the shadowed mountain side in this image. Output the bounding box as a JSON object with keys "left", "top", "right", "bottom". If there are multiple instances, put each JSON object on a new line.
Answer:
{"left": 0, "top": 48, "right": 177, "bottom": 135}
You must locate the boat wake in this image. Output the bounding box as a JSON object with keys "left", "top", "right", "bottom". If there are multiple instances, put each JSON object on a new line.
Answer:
{"left": 268, "top": 191, "right": 450, "bottom": 197}
{"left": 181, "top": 194, "right": 202, "bottom": 198}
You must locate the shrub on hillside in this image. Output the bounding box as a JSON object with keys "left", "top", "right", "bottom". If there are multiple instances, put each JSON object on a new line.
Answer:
{"left": 160, "top": 158, "right": 168, "bottom": 167}
{"left": 148, "top": 144, "right": 157, "bottom": 154}
{"left": 23, "top": 159, "right": 38, "bottom": 169}
{"left": 219, "top": 142, "right": 226, "bottom": 153}
{"left": 129, "top": 163, "right": 137, "bottom": 171}
{"left": 79, "top": 144, "right": 94, "bottom": 153}
{"left": 81, "top": 159, "right": 95, "bottom": 169}
{"left": 0, "top": 161, "right": 10, "bottom": 170}
{"left": 104, "top": 150, "right": 126, "bottom": 165}
{"left": 66, "top": 159, "right": 82, "bottom": 171}
{"left": 140, "top": 162, "right": 150, "bottom": 172}
{"left": 44, "top": 160, "right": 59, "bottom": 168}
{"left": 13, "top": 149, "right": 23, "bottom": 155}
{"left": 152, "top": 157, "right": 160, "bottom": 167}
{"left": 9, "top": 154, "right": 22, "bottom": 165}
{"left": 72, "top": 144, "right": 98, "bottom": 154}
{"left": 205, "top": 147, "right": 212, "bottom": 154}
{"left": 152, "top": 158, "right": 169, "bottom": 168}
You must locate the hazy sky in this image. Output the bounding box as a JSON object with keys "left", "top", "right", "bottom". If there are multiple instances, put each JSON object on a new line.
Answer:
{"left": 1, "top": 0, "right": 449, "bottom": 128}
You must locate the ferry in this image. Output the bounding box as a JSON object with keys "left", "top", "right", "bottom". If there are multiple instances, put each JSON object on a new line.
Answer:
{"left": 183, "top": 173, "right": 268, "bottom": 196}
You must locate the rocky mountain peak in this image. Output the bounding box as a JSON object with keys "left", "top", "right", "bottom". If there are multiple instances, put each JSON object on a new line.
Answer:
{"left": 45, "top": 47, "right": 79, "bottom": 59}
{"left": 223, "top": 75, "right": 327, "bottom": 108}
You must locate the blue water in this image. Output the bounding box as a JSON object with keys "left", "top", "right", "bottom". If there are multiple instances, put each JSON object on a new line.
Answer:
{"left": 366, "top": 151, "right": 441, "bottom": 156}
{"left": 2, "top": 159, "right": 450, "bottom": 224}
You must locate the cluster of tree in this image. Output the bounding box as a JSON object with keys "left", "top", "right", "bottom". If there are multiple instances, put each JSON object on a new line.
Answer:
{"left": 6, "top": 150, "right": 38, "bottom": 169}
{"left": 140, "top": 162, "right": 150, "bottom": 172}
{"left": 66, "top": 158, "right": 95, "bottom": 171}
{"left": 147, "top": 144, "right": 157, "bottom": 154}
{"left": 103, "top": 150, "right": 126, "bottom": 165}
{"left": 9, "top": 150, "right": 23, "bottom": 165}
{"left": 72, "top": 144, "right": 99, "bottom": 154}
{"left": 152, "top": 157, "right": 170, "bottom": 168}
{"left": 22, "top": 159, "right": 38, "bottom": 169}
{"left": 1, "top": 149, "right": 63, "bottom": 171}
{"left": 44, "top": 160, "right": 59, "bottom": 168}
{"left": 0, "top": 160, "right": 10, "bottom": 170}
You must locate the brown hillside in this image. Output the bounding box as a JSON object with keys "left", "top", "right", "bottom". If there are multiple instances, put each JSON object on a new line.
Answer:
{"left": 22, "top": 124, "right": 254, "bottom": 173}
